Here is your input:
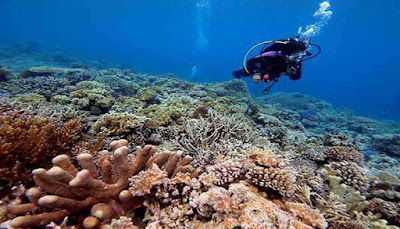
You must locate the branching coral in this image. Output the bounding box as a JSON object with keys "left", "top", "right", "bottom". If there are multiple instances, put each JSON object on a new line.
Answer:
{"left": 0, "top": 115, "right": 82, "bottom": 196}
{"left": 173, "top": 112, "right": 257, "bottom": 166}
{"left": 2, "top": 140, "right": 156, "bottom": 227}
{"left": 5, "top": 76, "right": 70, "bottom": 98}
{"left": 245, "top": 149, "right": 297, "bottom": 197}
{"left": 323, "top": 161, "right": 370, "bottom": 192}
{"left": 369, "top": 198, "right": 400, "bottom": 225}
{"left": 286, "top": 202, "right": 328, "bottom": 229}
{"left": 91, "top": 112, "right": 148, "bottom": 140}
{"left": 70, "top": 81, "right": 114, "bottom": 115}
{"left": 324, "top": 146, "right": 364, "bottom": 165}
{"left": 193, "top": 182, "right": 324, "bottom": 229}
{"left": 95, "top": 74, "right": 139, "bottom": 96}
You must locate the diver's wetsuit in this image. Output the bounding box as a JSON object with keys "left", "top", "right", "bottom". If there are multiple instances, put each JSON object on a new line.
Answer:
{"left": 233, "top": 38, "right": 308, "bottom": 81}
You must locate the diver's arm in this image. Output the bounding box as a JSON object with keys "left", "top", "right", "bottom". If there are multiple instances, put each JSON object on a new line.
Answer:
{"left": 232, "top": 68, "right": 251, "bottom": 78}
{"left": 232, "top": 57, "right": 262, "bottom": 78}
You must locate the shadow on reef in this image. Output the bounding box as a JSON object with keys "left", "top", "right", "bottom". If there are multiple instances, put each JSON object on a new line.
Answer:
{"left": 0, "top": 46, "right": 400, "bottom": 228}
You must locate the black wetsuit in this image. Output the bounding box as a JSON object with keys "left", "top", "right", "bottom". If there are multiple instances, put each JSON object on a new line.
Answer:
{"left": 233, "top": 38, "right": 308, "bottom": 81}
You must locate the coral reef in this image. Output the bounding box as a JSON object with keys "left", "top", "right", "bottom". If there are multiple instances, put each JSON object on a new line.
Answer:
{"left": 1, "top": 50, "right": 400, "bottom": 228}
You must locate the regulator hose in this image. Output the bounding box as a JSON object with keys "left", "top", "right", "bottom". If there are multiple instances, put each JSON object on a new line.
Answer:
{"left": 302, "top": 43, "right": 322, "bottom": 61}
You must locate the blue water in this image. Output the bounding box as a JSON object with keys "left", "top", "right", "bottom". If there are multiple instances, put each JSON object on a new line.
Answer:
{"left": 1, "top": 0, "right": 399, "bottom": 120}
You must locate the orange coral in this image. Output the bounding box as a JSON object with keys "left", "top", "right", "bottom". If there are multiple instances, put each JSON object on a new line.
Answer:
{"left": 0, "top": 115, "right": 82, "bottom": 196}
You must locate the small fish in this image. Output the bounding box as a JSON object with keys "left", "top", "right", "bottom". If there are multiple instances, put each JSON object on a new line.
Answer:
{"left": 204, "top": 113, "right": 211, "bottom": 118}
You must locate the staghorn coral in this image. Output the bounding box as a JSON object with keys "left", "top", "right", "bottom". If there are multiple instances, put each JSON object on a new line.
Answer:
{"left": 173, "top": 112, "right": 257, "bottom": 166}
{"left": 0, "top": 115, "right": 82, "bottom": 196}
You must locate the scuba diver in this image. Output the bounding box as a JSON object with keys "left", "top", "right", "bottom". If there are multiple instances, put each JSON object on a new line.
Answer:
{"left": 232, "top": 36, "right": 321, "bottom": 93}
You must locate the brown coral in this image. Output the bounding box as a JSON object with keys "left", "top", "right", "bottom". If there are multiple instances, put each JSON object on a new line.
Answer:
{"left": 286, "top": 202, "right": 328, "bottom": 229}
{"left": 0, "top": 115, "right": 82, "bottom": 196}
{"left": 323, "top": 161, "right": 370, "bottom": 192}
{"left": 324, "top": 146, "right": 364, "bottom": 165}
{"left": 245, "top": 149, "right": 296, "bottom": 196}
{"left": 2, "top": 140, "right": 157, "bottom": 228}
{"left": 369, "top": 197, "right": 400, "bottom": 225}
{"left": 91, "top": 112, "right": 147, "bottom": 138}
{"left": 200, "top": 160, "right": 246, "bottom": 186}
{"left": 194, "top": 182, "right": 323, "bottom": 229}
